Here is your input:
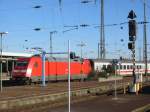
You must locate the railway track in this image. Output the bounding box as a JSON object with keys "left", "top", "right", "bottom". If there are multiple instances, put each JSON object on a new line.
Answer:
{"left": 0, "top": 76, "right": 149, "bottom": 110}
{"left": 0, "top": 77, "right": 132, "bottom": 101}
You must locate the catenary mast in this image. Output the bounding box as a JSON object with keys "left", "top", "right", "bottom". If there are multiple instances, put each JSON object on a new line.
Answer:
{"left": 143, "top": 0, "right": 147, "bottom": 76}
{"left": 100, "top": 0, "right": 105, "bottom": 59}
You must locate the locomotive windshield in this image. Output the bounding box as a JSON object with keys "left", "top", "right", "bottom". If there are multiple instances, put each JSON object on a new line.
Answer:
{"left": 16, "top": 61, "right": 28, "bottom": 67}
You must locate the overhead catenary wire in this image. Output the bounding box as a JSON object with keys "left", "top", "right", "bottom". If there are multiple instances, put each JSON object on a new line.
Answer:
{"left": 94, "top": 21, "right": 149, "bottom": 28}
{"left": 3, "top": 20, "right": 149, "bottom": 34}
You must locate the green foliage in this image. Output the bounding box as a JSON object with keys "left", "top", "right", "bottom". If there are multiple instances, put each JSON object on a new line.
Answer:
{"left": 102, "top": 64, "right": 115, "bottom": 74}
{"left": 105, "top": 65, "right": 115, "bottom": 74}
{"left": 98, "top": 64, "right": 116, "bottom": 78}
{"left": 87, "top": 64, "right": 117, "bottom": 80}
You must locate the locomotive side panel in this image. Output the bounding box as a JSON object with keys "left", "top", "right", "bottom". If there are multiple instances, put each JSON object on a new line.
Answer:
{"left": 82, "top": 59, "right": 92, "bottom": 78}
{"left": 12, "top": 56, "right": 93, "bottom": 83}
{"left": 47, "top": 62, "right": 57, "bottom": 81}
{"left": 70, "top": 62, "right": 82, "bottom": 79}
{"left": 56, "top": 62, "right": 68, "bottom": 80}
{"left": 29, "top": 57, "right": 42, "bottom": 82}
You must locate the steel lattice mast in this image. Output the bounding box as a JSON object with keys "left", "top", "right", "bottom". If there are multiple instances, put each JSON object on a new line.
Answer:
{"left": 143, "top": 0, "right": 147, "bottom": 76}
{"left": 100, "top": 0, "right": 105, "bottom": 59}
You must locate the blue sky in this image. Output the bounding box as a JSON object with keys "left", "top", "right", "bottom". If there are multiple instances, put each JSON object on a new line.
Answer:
{"left": 0, "top": 0, "right": 149, "bottom": 59}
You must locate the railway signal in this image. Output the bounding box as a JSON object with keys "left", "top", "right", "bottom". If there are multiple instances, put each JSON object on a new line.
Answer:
{"left": 128, "top": 42, "right": 134, "bottom": 50}
{"left": 70, "top": 52, "right": 76, "bottom": 59}
{"left": 128, "top": 10, "right": 136, "bottom": 19}
{"left": 128, "top": 10, "right": 138, "bottom": 94}
{"left": 129, "top": 20, "right": 136, "bottom": 37}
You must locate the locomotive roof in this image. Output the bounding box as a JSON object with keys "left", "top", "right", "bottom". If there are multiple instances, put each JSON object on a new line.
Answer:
{"left": 46, "top": 56, "right": 83, "bottom": 62}
{"left": 31, "top": 54, "right": 83, "bottom": 62}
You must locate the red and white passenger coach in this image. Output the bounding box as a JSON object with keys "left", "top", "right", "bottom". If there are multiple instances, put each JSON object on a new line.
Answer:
{"left": 92, "top": 59, "right": 150, "bottom": 76}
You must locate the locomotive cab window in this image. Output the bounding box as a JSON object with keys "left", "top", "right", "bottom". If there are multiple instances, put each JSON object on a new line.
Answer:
{"left": 16, "top": 61, "right": 28, "bottom": 67}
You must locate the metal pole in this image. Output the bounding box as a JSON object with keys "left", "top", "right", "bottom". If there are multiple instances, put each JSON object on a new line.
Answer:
{"left": 77, "top": 41, "right": 86, "bottom": 58}
{"left": 143, "top": 0, "right": 147, "bottom": 77}
{"left": 98, "top": 43, "right": 100, "bottom": 59}
{"left": 42, "top": 51, "right": 46, "bottom": 86}
{"left": 6, "top": 60, "right": 9, "bottom": 76}
{"left": 80, "top": 43, "right": 83, "bottom": 82}
{"left": 132, "top": 40, "right": 136, "bottom": 84}
{"left": 100, "top": 0, "right": 105, "bottom": 59}
{"left": 0, "top": 34, "right": 2, "bottom": 92}
{"left": 49, "top": 31, "right": 57, "bottom": 57}
{"left": 81, "top": 44, "right": 83, "bottom": 59}
{"left": 139, "top": 47, "right": 142, "bottom": 61}
{"left": 68, "top": 40, "right": 71, "bottom": 112}
{"left": 114, "top": 64, "right": 117, "bottom": 99}
{"left": 50, "top": 32, "right": 52, "bottom": 57}
{"left": 119, "top": 63, "right": 120, "bottom": 76}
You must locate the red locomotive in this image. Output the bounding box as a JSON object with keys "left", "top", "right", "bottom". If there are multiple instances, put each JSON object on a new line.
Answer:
{"left": 12, "top": 55, "right": 92, "bottom": 84}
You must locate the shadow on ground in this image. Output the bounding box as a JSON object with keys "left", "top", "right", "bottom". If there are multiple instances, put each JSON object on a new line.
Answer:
{"left": 141, "top": 85, "right": 150, "bottom": 94}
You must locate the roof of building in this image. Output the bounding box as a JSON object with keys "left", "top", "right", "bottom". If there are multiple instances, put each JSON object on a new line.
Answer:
{"left": 2, "top": 51, "right": 33, "bottom": 57}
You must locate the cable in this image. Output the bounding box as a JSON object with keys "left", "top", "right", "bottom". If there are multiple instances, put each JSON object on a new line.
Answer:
{"left": 94, "top": 21, "right": 149, "bottom": 28}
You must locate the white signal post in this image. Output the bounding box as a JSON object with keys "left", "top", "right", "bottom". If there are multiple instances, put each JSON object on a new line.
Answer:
{"left": 42, "top": 51, "right": 46, "bottom": 86}
{"left": 68, "top": 40, "right": 71, "bottom": 112}
{"left": 112, "top": 59, "right": 118, "bottom": 100}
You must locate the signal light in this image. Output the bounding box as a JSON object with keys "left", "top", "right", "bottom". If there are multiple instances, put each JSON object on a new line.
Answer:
{"left": 128, "top": 42, "right": 134, "bottom": 50}
{"left": 70, "top": 52, "right": 76, "bottom": 59}
{"left": 129, "top": 20, "right": 136, "bottom": 37}
{"left": 129, "top": 36, "right": 136, "bottom": 41}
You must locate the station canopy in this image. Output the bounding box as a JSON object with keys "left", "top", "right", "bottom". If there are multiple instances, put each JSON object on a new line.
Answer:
{"left": 1, "top": 52, "right": 34, "bottom": 60}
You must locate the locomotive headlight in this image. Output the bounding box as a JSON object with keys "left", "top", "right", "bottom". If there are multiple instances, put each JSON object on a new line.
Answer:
{"left": 27, "top": 69, "right": 32, "bottom": 74}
